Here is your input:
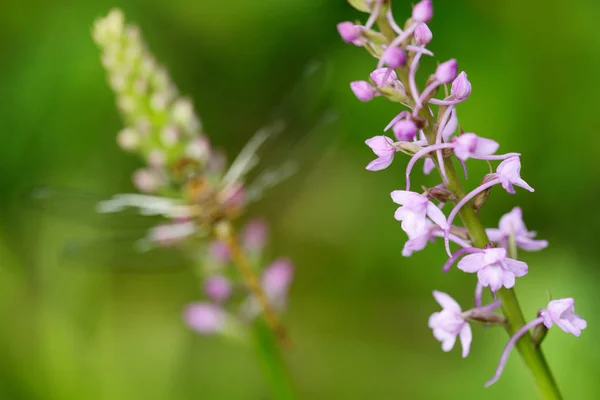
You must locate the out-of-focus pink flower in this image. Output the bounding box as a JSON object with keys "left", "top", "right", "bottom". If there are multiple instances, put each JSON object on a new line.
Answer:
{"left": 262, "top": 258, "right": 294, "bottom": 308}
{"left": 242, "top": 219, "right": 269, "bottom": 252}
{"left": 184, "top": 302, "right": 226, "bottom": 335}
{"left": 209, "top": 240, "right": 231, "bottom": 263}
{"left": 204, "top": 275, "right": 232, "bottom": 303}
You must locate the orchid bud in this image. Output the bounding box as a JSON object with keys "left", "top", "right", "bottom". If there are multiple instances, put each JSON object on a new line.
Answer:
{"left": 370, "top": 68, "right": 399, "bottom": 87}
{"left": 451, "top": 72, "right": 472, "bottom": 100}
{"left": 435, "top": 59, "right": 458, "bottom": 84}
{"left": 116, "top": 128, "right": 139, "bottom": 151}
{"left": 392, "top": 119, "right": 417, "bottom": 141}
{"left": 465, "top": 309, "right": 507, "bottom": 325}
{"left": 414, "top": 23, "right": 433, "bottom": 46}
{"left": 472, "top": 174, "right": 496, "bottom": 212}
{"left": 426, "top": 186, "right": 458, "bottom": 203}
{"left": 381, "top": 47, "right": 407, "bottom": 68}
{"left": 337, "top": 21, "right": 361, "bottom": 43}
{"left": 393, "top": 141, "right": 423, "bottom": 156}
{"left": 412, "top": 0, "right": 433, "bottom": 23}
{"left": 350, "top": 80, "right": 376, "bottom": 102}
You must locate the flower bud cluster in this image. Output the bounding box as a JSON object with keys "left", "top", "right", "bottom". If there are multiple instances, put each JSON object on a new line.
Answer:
{"left": 93, "top": 9, "right": 212, "bottom": 195}
{"left": 339, "top": 0, "right": 585, "bottom": 388}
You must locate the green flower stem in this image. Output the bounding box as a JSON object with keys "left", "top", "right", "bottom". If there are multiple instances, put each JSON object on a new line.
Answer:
{"left": 215, "top": 222, "right": 296, "bottom": 399}
{"left": 253, "top": 320, "right": 298, "bottom": 400}
{"left": 375, "top": 15, "right": 562, "bottom": 400}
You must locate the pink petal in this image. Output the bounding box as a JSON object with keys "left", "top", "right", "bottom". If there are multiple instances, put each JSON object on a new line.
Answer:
{"left": 453, "top": 146, "right": 471, "bottom": 161}
{"left": 571, "top": 315, "right": 587, "bottom": 330}
{"left": 498, "top": 207, "right": 526, "bottom": 235}
{"left": 366, "top": 153, "right": 394, "bottom": 171}
{"left": 478, "top": 265, "right": 504, "bottom": 291}
{"left": 502, "top": 271, "right": 515, "bottom": 288}
{"left": 442, "top": 109, "right": 457, "bottom": 140}
{"left": 428, "top": 312, "right": 441, "bottom": 328}
{"left": 457, "top": 253, "right": 485, "bottom": 273}
{"left": 485, "top": 228, "right": 503, "bottom": 242}
{"left": 504, "top": 259, "right": 528, "bottom": 277}
{"left": 515, "top": 178, "right": 534, "bottom": 192}
{"left": 400, "top": 214, "right": 428, "bottom": 238}
{"left": 441, "top": 335, "right": 457, "bottom": 352}
{"left": 365, "top": 135, "right": 394, "bottom": 156}
{"left": 474, "top": 137, "right": 499, "bottom": 156}
{"left": 426, "top": 202, "right": 449, "bottom": 229}
{"left": 433, "top": 327, "right": 453, "bottom": 342}
{"left": 390, "top": 190, "right": 412, "bottom": 205}
{"left": 548, "top": 298, "right": 575, "bottom": 315}
{"left": 432, "top": 291, "right": 462, "bottom": 313}
{"left": 459, "top": 324, "right": 472, "bottom": 358}
{"left": 423, "top": 158, "right": 435, "bottom": 174}
{"left": 516, "top": 237, "right": 548, "bottom": 251}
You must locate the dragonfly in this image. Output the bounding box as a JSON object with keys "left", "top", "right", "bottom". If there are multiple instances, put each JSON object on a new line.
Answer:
{"left": 27, "top": 60, "right": 338, "bottom": 343}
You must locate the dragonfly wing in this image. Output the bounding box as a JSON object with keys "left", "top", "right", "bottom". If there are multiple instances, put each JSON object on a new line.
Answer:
{"left": 61, "top": 233, "right": 192, "bottom": 272}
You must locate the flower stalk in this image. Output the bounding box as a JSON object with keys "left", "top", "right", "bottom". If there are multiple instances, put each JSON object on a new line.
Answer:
{"left": 215, "top": 221, "right": 290, "bottom": 347}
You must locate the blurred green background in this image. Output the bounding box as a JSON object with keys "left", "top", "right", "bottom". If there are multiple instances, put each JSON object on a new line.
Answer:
{"left": 1, "top": 0, "right": 599, "bottom": 398}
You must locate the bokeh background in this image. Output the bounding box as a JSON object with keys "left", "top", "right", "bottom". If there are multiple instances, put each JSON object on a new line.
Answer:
{"left": 1, "top": 0, "right": 599, "bottom": 398}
